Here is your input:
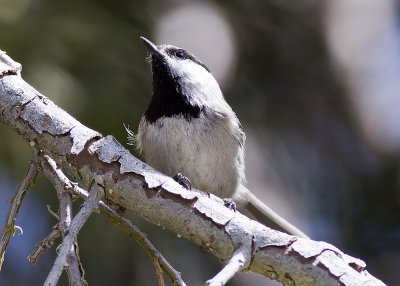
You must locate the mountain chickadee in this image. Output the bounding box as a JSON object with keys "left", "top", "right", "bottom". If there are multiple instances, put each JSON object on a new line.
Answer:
{"left": 133, "top": 36, "right": 308, "bottom": 238}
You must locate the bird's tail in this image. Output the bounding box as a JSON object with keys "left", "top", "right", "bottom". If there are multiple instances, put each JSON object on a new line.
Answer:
{"left": 235, "top": 185, "right": 309, "bottom": 238}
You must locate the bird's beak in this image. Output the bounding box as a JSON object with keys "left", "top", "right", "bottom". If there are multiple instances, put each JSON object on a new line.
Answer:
{"left": 140, "top": 36, "right": 163, "bottom": 57}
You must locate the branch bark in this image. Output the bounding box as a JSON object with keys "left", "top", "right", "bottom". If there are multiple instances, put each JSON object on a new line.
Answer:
{"left": 0, "top": 151, "right": 38, "bottom": 270}
{"left": 44, "top": 184, "right": 103, "bottom": 286}
{"left": 206, "top": 245, "right": 250, "bottom": 286}
{"left": 38, "top": 152, "right": 186, "bottom": 286}
{"left": 0, "top": 50, "right": 386, "bottom": 286}
{"left": 42, "top": 152, "right": 87, "bottom": 286}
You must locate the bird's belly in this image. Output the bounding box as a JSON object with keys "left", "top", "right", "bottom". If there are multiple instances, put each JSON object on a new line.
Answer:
{"left": 138, "top": 117, "right": 239, "bottom": 197}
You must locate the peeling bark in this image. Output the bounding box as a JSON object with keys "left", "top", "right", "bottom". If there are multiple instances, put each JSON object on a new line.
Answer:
{"left": 0, "top": 51, "right": 386, "bottom": 286}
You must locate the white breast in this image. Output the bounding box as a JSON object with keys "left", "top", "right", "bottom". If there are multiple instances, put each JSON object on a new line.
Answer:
{"left": 136, "top": 113, "right": 245, "bottom": 198}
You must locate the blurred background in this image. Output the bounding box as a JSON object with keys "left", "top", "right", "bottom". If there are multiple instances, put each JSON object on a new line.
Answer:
{"left": 0, "top": 0, "right": 399, "bottom": 285}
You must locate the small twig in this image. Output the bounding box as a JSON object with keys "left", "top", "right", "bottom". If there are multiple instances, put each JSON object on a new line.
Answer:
{"left": 153, "top": 257, "right": 166, "bottom": 286}
{"left": 0, "top": 155, "right": 38, "bottom": 270}
{"left": 206, "top": 245, "right": 251, "bottom": 286}
{"left": 43, "top": 184, "right": 103, "bottom": 286}
{"left": 46, "top": 205, "right": 60, "bottom": 220}
{"left": 32, "top": 152, "right": 86, "bottom": 284}
{"left": 57, "top": 175, "right": 87, "bottom": 286}
{"left": 66, "top": 242, "right": 87, "bottom": 286}
{"left": 27, "top": 224, "right": 61, "bottom": 264}
{"left": 38, "top": 153, "right": 187, "bottom": 286}
{"left": 75, "top": 186, "right": 187, "bottom": 286}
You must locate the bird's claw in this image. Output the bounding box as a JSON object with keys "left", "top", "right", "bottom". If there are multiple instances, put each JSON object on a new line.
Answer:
{"left": 173, "top": 173, "right": 192, "bottom": 190}
{"left": 223, "top": 198, "right": 236, "bottom": 211}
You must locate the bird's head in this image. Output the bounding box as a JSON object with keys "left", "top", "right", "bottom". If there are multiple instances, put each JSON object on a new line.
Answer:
{"left": 140, "top": 36, "right": 225, "bottom": 118}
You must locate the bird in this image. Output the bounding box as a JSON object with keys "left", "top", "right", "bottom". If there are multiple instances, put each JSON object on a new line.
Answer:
{"left": 132, "top": 36, "right": 308, "bottom": 238}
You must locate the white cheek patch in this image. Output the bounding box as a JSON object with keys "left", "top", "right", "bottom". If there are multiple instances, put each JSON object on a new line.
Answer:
{"left": 166, "top": 57, "right": 225, "bottom": 108}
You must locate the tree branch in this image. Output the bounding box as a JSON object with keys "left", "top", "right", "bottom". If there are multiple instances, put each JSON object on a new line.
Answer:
{"left": 27, "top": 224, "right": 60, "bottom": 265}
{"left": 55, "top": 160, "right": 87, "bottom": 286}
{"left": 44, "top": 183, "right": 102, "bottom": 286}
{"left": 206, "top": 245, "right": 251, "bottom": 286}
{"left": 0, "top": 50, "right": 386, "bottom": 285}
{"left": 0, "top": 150, "right": 38, "bottom": 270}
{"left": 38, "top": 152, "right": 186, "bottom": 286}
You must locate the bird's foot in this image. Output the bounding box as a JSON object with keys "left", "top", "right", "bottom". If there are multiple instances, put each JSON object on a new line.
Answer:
{"left": 223, "top": 198, "right": 236, "bottom": 211}
{"left": 173, "top": 173, "right": 192, "bottom": 190}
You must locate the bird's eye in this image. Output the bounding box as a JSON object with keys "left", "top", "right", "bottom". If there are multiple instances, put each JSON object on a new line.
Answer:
{"left": 176, "top": 50, "right": 185, "bottom": 58}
